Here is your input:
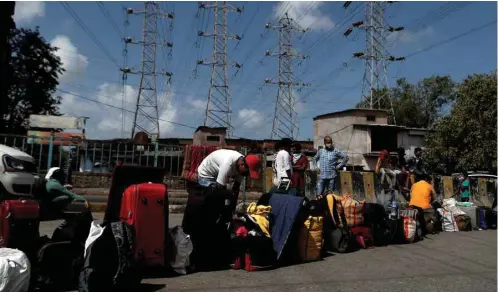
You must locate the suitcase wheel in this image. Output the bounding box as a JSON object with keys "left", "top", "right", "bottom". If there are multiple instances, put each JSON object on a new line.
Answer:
{"left": 141, "top": 198, "right": 148, "bottom": 205}
{"left": 157, "top": 199, "right": 164, "bottom": 205}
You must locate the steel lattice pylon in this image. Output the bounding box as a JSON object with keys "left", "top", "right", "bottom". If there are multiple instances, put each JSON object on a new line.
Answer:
{"left": 265, "top": 13, "right": 309, "bottom": 140}
{"left": 346, "top": 1, "right": 404, "bottom": 124}
{"left": 197, "top": 2, "right": 242, "bottom": 137}
{"left": 124, "top": 2, "right": 173, "bottom": 139}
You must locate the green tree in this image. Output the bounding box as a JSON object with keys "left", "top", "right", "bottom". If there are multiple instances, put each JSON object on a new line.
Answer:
{"left": 425, "top": 71, "right": 497, "bottom": 173}
{"left": 356, "top": 76, "right": 455, "bottom": 129}
{"left": 0, "top": 27, "right": 64, "bottom": 134}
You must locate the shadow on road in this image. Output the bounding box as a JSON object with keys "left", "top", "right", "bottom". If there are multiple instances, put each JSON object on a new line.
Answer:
{"left": 138, "top": 283, "right": 165, "bottom": 292}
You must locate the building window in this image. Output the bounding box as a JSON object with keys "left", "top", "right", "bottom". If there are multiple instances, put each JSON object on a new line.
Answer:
{"left": 366, "top": 115, "right": 376, "bottom": 121}
{"left": 370, "top": 127, "right": 397, "bottom": 152}
{"left": 206, "top": 135, "right": 220, "bottom": 142}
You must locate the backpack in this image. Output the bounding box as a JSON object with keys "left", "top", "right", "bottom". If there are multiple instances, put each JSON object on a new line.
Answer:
{"left": 319, "top": 194, "right": 355, "bottom": 254}
{"left": 79, "top": 222, "right": 142, "bottom": 292}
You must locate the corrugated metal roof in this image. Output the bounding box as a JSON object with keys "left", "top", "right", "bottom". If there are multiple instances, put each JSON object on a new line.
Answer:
{"left": 313, "top": 108, "right": 388, "bottom": 120}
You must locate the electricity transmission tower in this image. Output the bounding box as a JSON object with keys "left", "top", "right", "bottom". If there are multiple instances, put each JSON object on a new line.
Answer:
{"left": 121, "top": 2, "right": 174, "bottom": 139}
{"left": 344, "top": 1, "right": 404, "bottom": 124}
{"left": 197, "top": 2, "right": 242, "bottom": 137}
{"left": 264, "top": 12, "right": 310, "bottom": 140}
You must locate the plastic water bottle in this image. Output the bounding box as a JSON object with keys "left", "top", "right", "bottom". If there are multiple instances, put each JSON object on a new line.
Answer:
{"left": 391, "top": 199, "right": 398, "bottom": 219}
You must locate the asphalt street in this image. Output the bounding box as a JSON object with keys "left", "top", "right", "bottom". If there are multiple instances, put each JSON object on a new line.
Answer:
{"left": 40, "top": 213, "right": 497, "bottom": 292}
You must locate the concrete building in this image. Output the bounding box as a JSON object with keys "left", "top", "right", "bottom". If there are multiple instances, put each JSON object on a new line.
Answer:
{"left": 313, "top": 108, "right": 427, "bottom": 171}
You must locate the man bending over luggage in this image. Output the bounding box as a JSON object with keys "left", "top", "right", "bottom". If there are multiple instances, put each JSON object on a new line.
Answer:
{"left": 197, "top": 149, "right": 263, "bottom": 199}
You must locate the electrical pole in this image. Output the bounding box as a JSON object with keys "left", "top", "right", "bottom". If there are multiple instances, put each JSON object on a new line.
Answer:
{"left": 123, "top": 2, "right": 174, "bottom": 139}
{"left": 344, "top": 1, "right": 404, "bottom": 124}
{"left": 265, "top": 12, "right": 310, "bottom": 140}
{"left": 197, "top": 1, "right": 242, "bottom": 137}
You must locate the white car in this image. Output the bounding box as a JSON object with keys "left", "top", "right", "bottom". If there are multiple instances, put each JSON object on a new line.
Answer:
{"left": 0, "top": 144, "right": 39, "bottom": 198}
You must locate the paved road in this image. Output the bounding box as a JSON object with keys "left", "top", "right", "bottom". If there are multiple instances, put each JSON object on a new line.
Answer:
{"left": 41, "top": 214, "right": 497, "bottom": 292}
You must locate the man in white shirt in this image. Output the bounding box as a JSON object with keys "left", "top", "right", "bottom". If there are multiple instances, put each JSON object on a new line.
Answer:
{"left": 272, "top": 139, "right": 293, "bottom": 187}
{"left": 197, "top": 149, "right": 263, "bottom": 198}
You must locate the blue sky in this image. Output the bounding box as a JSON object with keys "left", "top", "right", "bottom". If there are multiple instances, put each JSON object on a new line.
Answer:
{"left": 14, "top": 1, "right": 497, "bottom": 140}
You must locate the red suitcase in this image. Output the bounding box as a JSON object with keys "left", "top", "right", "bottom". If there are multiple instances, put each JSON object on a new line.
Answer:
{"left": 0, "top": 200, "right": 40, "bottom": 259}
{"left": 120, "top": 182, "right": 168, "bottom": 267}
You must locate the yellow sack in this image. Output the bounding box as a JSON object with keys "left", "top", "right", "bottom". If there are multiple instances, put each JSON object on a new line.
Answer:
{"left": 246, "top": 202, "right": 272, "bottom": 237}
{"left": 298, "top": 216, "right": 323, "bottom": 262}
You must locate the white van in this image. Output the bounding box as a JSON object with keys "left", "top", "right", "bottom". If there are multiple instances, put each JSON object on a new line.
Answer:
{"left": 0, "top": 144, "right": 39, "bottom": 198}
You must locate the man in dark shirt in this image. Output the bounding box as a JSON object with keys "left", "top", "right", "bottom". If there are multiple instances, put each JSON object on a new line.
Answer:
{"left": 407, "top": 147, "right": 427, "bottom": 181}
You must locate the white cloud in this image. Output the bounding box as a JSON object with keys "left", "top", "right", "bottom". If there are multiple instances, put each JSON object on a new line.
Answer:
{"left": 237, "top": 108, "right": 265, "bottom": 129}
{"left": 14, "top": 1, "right": 45, "bottom": 24}
{"left": 50, "top": 35, "right": 89, "bottom": 83}
{"left": 186, "top": 98, "right": 207, "bottom": 112}
{"left": 274, "top": 2, "right": 335, "bottom": 30}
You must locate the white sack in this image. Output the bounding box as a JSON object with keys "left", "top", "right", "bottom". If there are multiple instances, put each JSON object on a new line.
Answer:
{"left": 0, "top": 248, "right": 31, "bottom": 292}
{"left": 169, "top": 226, "right": 193, "bottom": 275}
{"left": 84, "top": 221, "right": 106, "bottom": 258}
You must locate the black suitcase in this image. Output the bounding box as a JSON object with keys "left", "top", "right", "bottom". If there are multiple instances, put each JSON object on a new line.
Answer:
{"left": 35, "top": 241, "right": 83, "bottom": 291}
{"left": 182, "top": 185, "right": 236, "bottom": 271}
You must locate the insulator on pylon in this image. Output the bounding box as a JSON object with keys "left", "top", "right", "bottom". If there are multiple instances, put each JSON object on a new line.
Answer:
{"left": 235, "top": 7, "right": 243, "bottom": 13}
{"left": 199, "top": 3, "right": 206, "bottom": 9}
{"left": 198, "top": 31, "right": 205, "bottom": 36}
{"left": 387, "top": 56, "right": 395, "bottom": 61}
{"left": 395, "top": 57, "right": 406, "bottom": 61}
{"left": 165, "top": 72, "right": 173, "bottom": 77}
{"left": 352, "top": 21, "right": 363, "bottom": 27}
{"left": 235, "top": 63, "right": 242, "bottom": 68}
{"left": 265, "top": 23, "right": 271, "bottom": 29}
{"left": 124, "top": 37, "right": 133, "bottom": 43}
{"left": 344, "top": 28, "right": 353, "bottom": 37}
{"left": 120, "top": 67, "right": 132, "bottom": 73}
{"left": 168, "top": 13, "right": 174, "bottom": 19}
{"left": 344, "top": 1, "right": 352, "bottom": 8}
{"left": 265, "top": 50, "right": 271, "bottom": 56}
{"left": 197, "top": 60, "right": 204, "bottom": 65}
{"left": 167, "top": 42, "right": 173, "bottom": 48}
{"left": 264, "top": 78, "right": 271, "bottom": 83}
{"left": 394, "top": 26, "right": 404, "bottom": 31}
{"left": 234, "top": 34, "right": 242, "bottom": 41}
{"left": 353, "top": 52, "right": 364, "bottom": 58}
{"left": 126, "top": 8, "right": 134, "bottom": 14}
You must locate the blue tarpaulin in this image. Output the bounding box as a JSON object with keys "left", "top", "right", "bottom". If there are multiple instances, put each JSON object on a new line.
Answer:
{"left": 268, "top": 194, "right": 305, "bottom": 260}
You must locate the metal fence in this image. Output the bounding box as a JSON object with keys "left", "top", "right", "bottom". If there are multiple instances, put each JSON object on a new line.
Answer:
{"left": 0, "top": 134, "right": 185, "bottom": 176}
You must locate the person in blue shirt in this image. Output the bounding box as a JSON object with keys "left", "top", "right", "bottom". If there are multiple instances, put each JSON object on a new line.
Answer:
{"left": 313, "top": 136, "right": 349, "bottom": 195}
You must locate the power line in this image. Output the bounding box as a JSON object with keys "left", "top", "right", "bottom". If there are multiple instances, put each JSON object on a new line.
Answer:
{"left": 56, "top": 89, "right": 198, "bottom": 130}
{"left": 96, "top": 2, "right": 123, "bottom": 37}
{"left": 60, "top": 1, "right": 120, "bottom": 67}
{"left": 405, "top": 19, "right": 497, "bottom": 58}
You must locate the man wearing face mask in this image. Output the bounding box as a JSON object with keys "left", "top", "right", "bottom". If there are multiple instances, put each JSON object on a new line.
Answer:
{"left": 313, "top": 136, "right": 349, "bottom": 195}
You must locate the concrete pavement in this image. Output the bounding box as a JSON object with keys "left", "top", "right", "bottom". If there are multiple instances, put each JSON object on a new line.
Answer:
{"left": 41, "top": 213, "right": 497, "bottom": 292}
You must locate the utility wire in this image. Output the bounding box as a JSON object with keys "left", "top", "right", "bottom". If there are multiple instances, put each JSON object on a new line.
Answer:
{"left": 57, "top": 89, "right": 198, "bottom": 130}
{"left": 60, "top": 2, "right": 120, "bottom": 67}
{"left": 96, "top": 2, "right": 123, "bottom": 37}
{"left": 405, "top": 19, "right": 497, "bottom": 59}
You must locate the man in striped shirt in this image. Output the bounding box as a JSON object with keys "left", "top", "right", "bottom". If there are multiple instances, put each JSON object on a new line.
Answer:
{"left": 313, "top": 136, "right": 349, "bottom": 195}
